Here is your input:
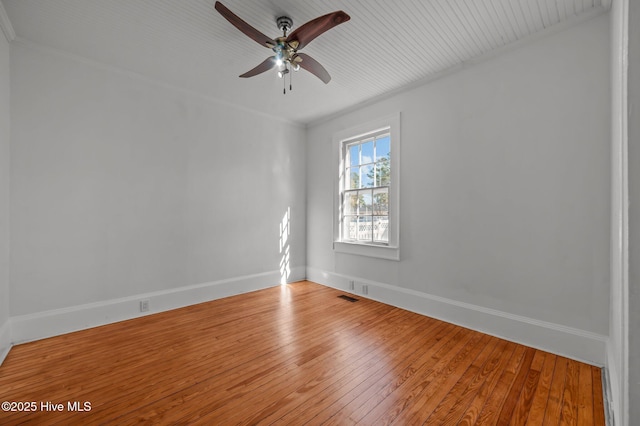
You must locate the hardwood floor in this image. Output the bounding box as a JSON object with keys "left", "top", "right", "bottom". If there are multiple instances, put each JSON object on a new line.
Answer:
{"left": 0, "top": 281, "right": 605, "bottom": 425}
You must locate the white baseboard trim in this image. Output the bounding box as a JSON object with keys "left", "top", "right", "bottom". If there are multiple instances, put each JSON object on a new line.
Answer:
{"left": 0, "top": 318, "right": 11, "bottom": 366}
{"left": 307, "top": 267, "right": 607, "bottom": 366}
{"left": 11, "top": 266, "right": 305, "bottom": 345}
{"left": 605, "top": 342, "right": 620, "bottom": 426}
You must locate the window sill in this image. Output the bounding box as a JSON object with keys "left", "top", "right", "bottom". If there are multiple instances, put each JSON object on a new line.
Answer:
{"left": 333, "top": 241, "right": 400, "bottom": 261}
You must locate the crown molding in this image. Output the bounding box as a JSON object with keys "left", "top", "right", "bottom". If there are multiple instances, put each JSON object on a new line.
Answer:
{"left": 0, "top": 1, "right": 15, "bottom": 42}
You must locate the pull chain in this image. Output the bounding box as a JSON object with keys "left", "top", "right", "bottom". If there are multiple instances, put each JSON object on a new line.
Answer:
{"left": 282, "top": 63, "right": 291, "bottom": 94}
{"left": 282, "top": 18, "right": 291, "bottom": 94}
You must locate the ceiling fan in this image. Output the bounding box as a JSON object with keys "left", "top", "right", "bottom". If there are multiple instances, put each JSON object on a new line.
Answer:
{"left": 214, "top": 1, "right": 350, "bottom": 92}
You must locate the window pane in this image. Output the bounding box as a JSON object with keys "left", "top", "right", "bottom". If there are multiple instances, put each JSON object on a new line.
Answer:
{"left": 361, "top": 165, "right": 374, "bottom": 188}
{"left": 344, "top": 192, "right": 358, "bottom": 216}
{"left": 361, "top": 140, "right": 374, "bottom": 164}
{"left": 373, "top": 216, "right": 389, "bottom": 243}
{"left": 376, "top": 135, "right": 390, "bottom": 162}
{"left": 357, "top": 216, "right": 373, "bottom": 241}
{"left": 347, "top": 167, "right": 359, "bottom": 189}
{"left": 375, "top": 159, "right": 390, "bottom": 187}
{"left": 373, "top": 187, "right": 388, "bottom": 215}
{"left": 349, "top": 145, "right": 359, "bottom": 167}
{"left": 360, "top": 191, "right": 373, "bottom": 215}
{"left": 343, "top": 216, "right": 358, "bottom": 241}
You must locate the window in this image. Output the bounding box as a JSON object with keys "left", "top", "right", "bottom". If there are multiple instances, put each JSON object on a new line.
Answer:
{"left": 343, "top": 131, "right": 390, "bottom": 244}
{"left": 334, "top": 114, "right": 400, "bottom": 260}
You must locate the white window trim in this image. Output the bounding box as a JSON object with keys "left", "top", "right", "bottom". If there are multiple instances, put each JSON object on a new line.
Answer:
{"left": 333, "top": 113, "right": 400, "bottom": 261}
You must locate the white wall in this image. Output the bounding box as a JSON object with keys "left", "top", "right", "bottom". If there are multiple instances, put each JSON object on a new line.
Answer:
{"left": 627, "top": 0, "right": 639, "bottom": 422}
{"left": 307, "top": 15, "right": 610, "bottom": 362}
{"left": 0, "top": 19, "right": 11, "bottom": 361}
{"left": 9, "top": 42, "right": 306, "bottom": 323}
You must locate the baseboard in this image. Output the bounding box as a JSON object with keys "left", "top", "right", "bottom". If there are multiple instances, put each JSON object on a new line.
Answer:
{"left": 605, "top": 342, "right": 621, "bottom": 426}
{"left": 6, "top": 264, "right": 606, "bottom": 367}
{"left": 602, "top": 367, "right": 615, "bottom": 426}
{"left": 307, "top": 267, "right": 607, "bottom": 366}
{"left": 11, "top": 266, "right": 305, "bottom": 345}
{"left": 0, "top": 318, "right": 11, "bottom": 366}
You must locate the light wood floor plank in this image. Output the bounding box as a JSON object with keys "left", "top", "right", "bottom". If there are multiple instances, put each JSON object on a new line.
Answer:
{"left": 422, "top": 337, "right": 502, "bottom": 424}
{"left": 275, "top": 319, "right": 447, "bottom": 424}
{"left": 525, "top": 352, "right": 558, "bottom": 425}
{"left": 578, "top": 362, "right": 595, "bottom": 425}
{"left": 353, "top": 328, "right": 479, "bottom": 424}
{"left": 543, "top": 356, "right": 570, "bottom": 425}
{"left": 397, "top": 334, "right": 498, "bottom": 424}
{"left": 257, "top": 313, "right": 444, "bottom": 425}
{"left": 425, "top": 338, "right": 510, "bottom": 425}
{"left": 475, "top": 345, "right": 528, "bottom": 425}
{"left": 497, "top": 347, "right": 536, "bottom": 424}
{"left": 0, "top": 281, "right": 605, "bottom": 425}
{"left": 560, "top": 359, "right": 581, "bottom": 425}
{"left": 592, "top": 368, "right": 606, "bottom": 426}
{"left": 319, "top": 321, "right": 460, "bottom": 426}
{"left": 455, "top": 340, "right": 519, "bottom": 425}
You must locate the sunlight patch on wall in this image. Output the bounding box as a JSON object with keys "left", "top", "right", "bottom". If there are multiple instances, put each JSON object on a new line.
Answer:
{"left": 279, "top": 207, "right": 291, "bottom": 285}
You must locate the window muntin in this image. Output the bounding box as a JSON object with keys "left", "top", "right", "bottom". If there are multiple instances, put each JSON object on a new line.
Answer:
{"left": 340, "top": 130, "right": 391, "bottom": 245}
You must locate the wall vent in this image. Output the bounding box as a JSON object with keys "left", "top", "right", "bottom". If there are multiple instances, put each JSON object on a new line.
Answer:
{"left": 338, "top": 295, "right": 359, "bottom": 302}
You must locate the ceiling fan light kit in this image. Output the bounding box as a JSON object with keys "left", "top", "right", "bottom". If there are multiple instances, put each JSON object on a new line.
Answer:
{"left": 214, "top": 1, "right": 350, "bottom": 94}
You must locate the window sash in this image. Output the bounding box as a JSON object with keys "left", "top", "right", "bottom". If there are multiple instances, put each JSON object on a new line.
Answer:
{"left": 340, "top": 131, "right": 391, "bottom": 245}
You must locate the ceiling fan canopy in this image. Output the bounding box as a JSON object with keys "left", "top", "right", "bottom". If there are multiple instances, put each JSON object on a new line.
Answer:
{"left": 214, "top": 1, "right": 350, "bottom": 86}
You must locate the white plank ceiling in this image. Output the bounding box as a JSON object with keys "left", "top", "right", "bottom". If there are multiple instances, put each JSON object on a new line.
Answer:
{"left": 1, "top": 0, "right": 607, "bottom": 124}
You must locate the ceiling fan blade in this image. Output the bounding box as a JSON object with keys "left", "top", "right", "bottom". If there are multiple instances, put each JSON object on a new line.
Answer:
{"left": 214, "top": 2, "right": 276, "bottom": 48}
{"left": 239, "top": 57, "right": 277, "bottom": 78}
{"left": 295, "top": 53, "right": 331, "bottom": 84}
{"left": 286, "top": 11, "right": 350, "bottom": 50}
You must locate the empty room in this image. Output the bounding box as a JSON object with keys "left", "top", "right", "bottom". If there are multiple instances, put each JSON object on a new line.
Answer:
{"left": 0, "top": 0, "right": 637, "bottom": 424}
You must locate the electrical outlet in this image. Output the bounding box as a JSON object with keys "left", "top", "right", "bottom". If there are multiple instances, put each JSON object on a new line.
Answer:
{"left": 362, "top": 285, "right": 368, "bottom": 295}
{"left": 140, "top": 300, "right": 150, "bottom": 312}
{"left": 349, "top": 280, "right": 355, "bottom": 291}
